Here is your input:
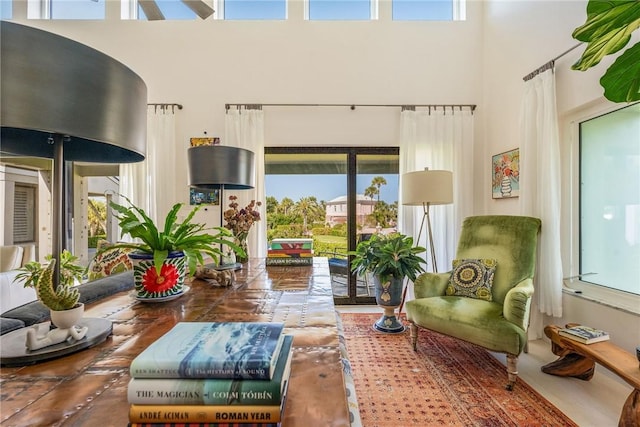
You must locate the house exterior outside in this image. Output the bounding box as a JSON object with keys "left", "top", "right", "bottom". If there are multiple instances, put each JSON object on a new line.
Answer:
{"left": 325, "top": 195, "right": 376, "bottom": 227}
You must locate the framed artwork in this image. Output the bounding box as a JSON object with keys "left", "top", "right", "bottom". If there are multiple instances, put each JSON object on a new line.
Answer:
{"left": 190, "top": 137, "right": 220, "bottom": 147}
{"left": 492, "top": 148, "right": 520, "bottom": 199}
{"left": 189, "top": 188, "right": 219, "bottom": 206}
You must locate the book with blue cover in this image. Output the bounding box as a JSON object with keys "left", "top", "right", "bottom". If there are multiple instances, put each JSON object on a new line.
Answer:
{"left": 130, "top": 322, "right": 285, "bottom": 379}
{"left": 128, "top": 335, "right": 294, "bottom": 405}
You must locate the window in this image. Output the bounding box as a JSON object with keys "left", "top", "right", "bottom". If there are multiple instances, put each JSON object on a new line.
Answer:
{"left": 393, "top": 0, "right": 463, "bottom": 21}
{"left": 27, "top": 0, "right": 105, "bottom": 19}
{"left": 222, "top": 0, "right": 286, "bottom": 20}
{"left": 13, "top": 185, "right": 36, "bottom": 243}
{"left": 137, "top": 0, "right": 198, "bottom": 20}
{"left": 1, "top": 0, "right": 12, "bottom": 20}
{"left": 51, "top": 0, "right": 105, "bottom": 19}
{"left": 393, "top": 0, "right": 450, "bottom": 21}
{"left": 265, "top": 147, "right": 398, "bottom": 304}
{"left": 578, "top": 102, "right": 640, "bottom": 296}
{"left": 307, "top": 0, "right": 373, "bottom": 20}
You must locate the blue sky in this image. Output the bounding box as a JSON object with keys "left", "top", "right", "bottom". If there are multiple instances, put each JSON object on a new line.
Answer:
{"left": 266, "top": 174, "right": 399, "bottom": 204}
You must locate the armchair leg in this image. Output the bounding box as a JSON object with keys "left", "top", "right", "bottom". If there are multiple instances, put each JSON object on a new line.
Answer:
{"left": 506, "top": 354, "right": 518, "bottom": 391}
{"left": 409, "top": 322, "right": 418, "bottom": 351}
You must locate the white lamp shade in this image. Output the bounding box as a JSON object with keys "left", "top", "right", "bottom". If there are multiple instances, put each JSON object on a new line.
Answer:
{"left": 402, "top": 170, "right": 453, "bottom": 206}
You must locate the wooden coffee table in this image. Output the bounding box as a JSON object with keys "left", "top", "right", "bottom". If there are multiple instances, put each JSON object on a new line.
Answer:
{"left": 542, "top": 324, "right": 640, "bottom": 427}
{"left": 0, "top": 258, "right": 350, "bottom": 427}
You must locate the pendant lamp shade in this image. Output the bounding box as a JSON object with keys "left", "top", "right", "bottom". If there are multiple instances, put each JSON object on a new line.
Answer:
{"left": 0, "top": 22, "right": 147, "bottom": 162}
{"left": 402, "top": 170, "right": 453, "bottom": 206}
{"left": 188, "top": 145, "right": 255, "bottom": 190}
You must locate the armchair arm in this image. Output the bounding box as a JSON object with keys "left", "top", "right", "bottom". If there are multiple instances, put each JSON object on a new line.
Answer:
{"left": 413, "top": 272, "right": 451, "bottom": 299}
{"left": 503, "top": 278, "right": 535, "bottom": 331}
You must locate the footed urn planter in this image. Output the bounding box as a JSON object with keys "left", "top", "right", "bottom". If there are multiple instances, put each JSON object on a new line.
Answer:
{"left": 373, "top": 276, "right": 406, "bottom": 333}
{"left": 129, "top": 251, "right": 187, "bottom": 300}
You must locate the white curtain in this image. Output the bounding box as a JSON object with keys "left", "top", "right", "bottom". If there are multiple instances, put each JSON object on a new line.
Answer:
{"left": 225, "top": 106, "right": 266, "bottom": 258}
{"left": 519, "top": 70, "right": 564, "bottom": 330}
{"left": 398, "top": 107, "right": 475, "bottom": 300}
{"left": 119, "top": 105, "right": 177, "bottom": 239}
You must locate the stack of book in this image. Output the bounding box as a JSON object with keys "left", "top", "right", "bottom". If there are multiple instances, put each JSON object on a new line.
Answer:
{"left": 127, "top": 322, "right": 293, "bottom": 427}
{"left": 266, "top": 239, "right": 314, "bottom": 266}
{"left": 558, "top": 324, "right": 610, "bottom": 344}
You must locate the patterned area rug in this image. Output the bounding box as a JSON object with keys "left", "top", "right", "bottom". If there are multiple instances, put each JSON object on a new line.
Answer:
{"left": 341, "top": 313, "right": 577, "bottom": 427}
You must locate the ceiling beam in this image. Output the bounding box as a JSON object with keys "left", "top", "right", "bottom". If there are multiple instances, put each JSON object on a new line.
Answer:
{"left": 139, "top": 0, "right": 165, "bottom": 21}
{"left": 181, "top": 0, "right": 214, "bottom": 19}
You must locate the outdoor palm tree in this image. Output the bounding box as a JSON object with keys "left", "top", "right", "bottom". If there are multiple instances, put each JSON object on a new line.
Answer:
{"left": 293, "top": 197, "right": 323, "bottom": 233}
{"left": 279, "top": 197, "right": 294, "bottom": 215}
{"left": 371, "top": 176, "right": 387, "bottom": 203}
{"left": 265, "top": 196, "right": 278, "bottom": 214}
{"left": 364, "top": 185, "right": 377, "bottom": 201}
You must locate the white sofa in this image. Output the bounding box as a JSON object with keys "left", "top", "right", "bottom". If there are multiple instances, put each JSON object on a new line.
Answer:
{"left": 0, "top": 245, "right": 38, "bottom": 313}
{"left": 0, "top": 270, "right": 37, "bottom": 313}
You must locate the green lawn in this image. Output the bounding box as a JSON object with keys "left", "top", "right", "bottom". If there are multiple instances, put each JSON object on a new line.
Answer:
{"left": 313, "top": 235, "right": 347, "bottom": 257}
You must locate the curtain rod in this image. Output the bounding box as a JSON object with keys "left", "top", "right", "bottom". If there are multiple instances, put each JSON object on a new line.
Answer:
{"left": 523, "top": 42, "right": 583, "bottom": 82}
{"left": 148, "top": 103, "right": 183, "bottom": 112}
{"left": 225, "top": 103, "right": 476, "bottom": 112}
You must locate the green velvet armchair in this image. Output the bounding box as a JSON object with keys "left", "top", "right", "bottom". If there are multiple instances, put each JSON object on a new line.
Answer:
{"left": 406, "top": 215, "right": 541, "bottom": 390}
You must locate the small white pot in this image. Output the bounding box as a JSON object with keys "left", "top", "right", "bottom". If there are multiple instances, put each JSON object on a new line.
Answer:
{"left": 50, "top": 303, "right": 84, "bottom": 329}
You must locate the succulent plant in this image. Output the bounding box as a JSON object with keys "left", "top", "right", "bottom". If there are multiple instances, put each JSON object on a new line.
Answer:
{"left": 14, "top": 250, "right": 83, "bottom": 311}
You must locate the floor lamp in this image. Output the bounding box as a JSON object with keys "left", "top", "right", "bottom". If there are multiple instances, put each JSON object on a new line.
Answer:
{"left": 0, "top": 22, "right": 147, "bottom": 364}
{"left": 187, "top": 145, "right": 256, "bottom": 264}
{"left": 399, "top": 169, "right": 453, "bottom": 311}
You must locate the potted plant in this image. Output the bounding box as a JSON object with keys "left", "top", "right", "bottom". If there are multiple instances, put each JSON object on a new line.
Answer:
{"left": 106, "top": 196, "right": 242, "bottom": 300}
{"left": 14, "top": 250, "right": 89, "bottom": 349}
{"left": 350, "top": 233, "right": 426, "bottom": 333}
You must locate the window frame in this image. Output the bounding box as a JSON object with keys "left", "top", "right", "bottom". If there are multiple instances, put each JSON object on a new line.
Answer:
{"left": 562, "top": 101, "right": 640, "bottom": 315}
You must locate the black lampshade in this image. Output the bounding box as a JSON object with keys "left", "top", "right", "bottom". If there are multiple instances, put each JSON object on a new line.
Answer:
{"left": 0, "top": 22, "right": 147, "bottom": 162}
{"left": 188, "top": 145, "right": 255, "bottom": 190}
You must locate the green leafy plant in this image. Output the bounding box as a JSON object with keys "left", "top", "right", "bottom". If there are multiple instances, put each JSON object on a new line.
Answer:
{"left": 572, "top": 0, "right": 640, "bottom": 102}
{"left": 107, "top": 196, "right": 243, "bottom": 276}
{"left": 349, "top": 233, "right": 426, "bottom": 283}
{"left": 14, "top": 250, "right": 84, "bottom": 311}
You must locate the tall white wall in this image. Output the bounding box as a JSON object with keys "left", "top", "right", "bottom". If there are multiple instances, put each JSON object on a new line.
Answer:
{"left": 11, "top": 3, "right": 485, "bottom": 226}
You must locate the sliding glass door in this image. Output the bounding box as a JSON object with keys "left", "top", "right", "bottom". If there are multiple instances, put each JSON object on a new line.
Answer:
{"left": 265, "top": 147, "right": 399, "bottom": 304}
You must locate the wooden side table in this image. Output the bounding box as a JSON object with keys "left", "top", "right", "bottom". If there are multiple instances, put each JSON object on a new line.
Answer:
{"left": 542, "top": 324, "right": 640, "bottom": 427}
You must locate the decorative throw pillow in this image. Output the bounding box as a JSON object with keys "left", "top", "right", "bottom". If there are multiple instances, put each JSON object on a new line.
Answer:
{"left": 88, "top": 243, "right": 134, "bottom": 281}
{"left": 446, "top": 258, "right": 497, "bottom": 301}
